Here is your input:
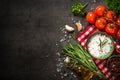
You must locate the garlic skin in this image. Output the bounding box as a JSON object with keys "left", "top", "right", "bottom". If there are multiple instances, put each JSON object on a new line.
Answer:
{"left": 75, "top": 22, "right": 82, "bottom": 32}
{"left": 65, "top": 25, "right": 74, "bottom": 32}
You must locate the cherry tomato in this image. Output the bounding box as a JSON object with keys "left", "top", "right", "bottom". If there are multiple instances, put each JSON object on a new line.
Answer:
{"left": 86, "top": 12, "right": 96, "bottom": 24}
{"left": 95, "top": 5, "right": 106, "bottom": 17}
{"left": 105, "top": 23, "right": 118, "bottom": 35}
{"left": 116, "top": 18, "right": 120, "bottom": 28}
{"left": 117, "top": 29, "right": 120, "bottom": 40}
{"left": 95, "top": 17, "right": 107, "bottom": 30}
{"left": 105, "top": 10, "right": 117, "bottom": 22}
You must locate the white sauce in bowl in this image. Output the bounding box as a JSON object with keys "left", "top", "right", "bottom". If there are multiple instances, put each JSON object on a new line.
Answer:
{"left": 87, "top": 32, "right": 114, "bottom": 59}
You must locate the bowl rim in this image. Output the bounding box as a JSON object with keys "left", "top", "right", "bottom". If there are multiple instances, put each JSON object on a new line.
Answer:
{"left": 86, "top": 31, "right": 114, "bottom": 59}
{"left": 106, "top": 55, "right": 120, "bottom": 75}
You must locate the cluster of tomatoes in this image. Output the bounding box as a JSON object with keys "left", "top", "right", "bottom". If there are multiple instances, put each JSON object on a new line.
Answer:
{"left": 86, "top": 5, "right": 120, "bottom": 40}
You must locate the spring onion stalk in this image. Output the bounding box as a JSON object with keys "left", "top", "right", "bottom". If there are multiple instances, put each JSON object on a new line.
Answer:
{"left": 62, "top": 43, "right": 107, "bottom": 79}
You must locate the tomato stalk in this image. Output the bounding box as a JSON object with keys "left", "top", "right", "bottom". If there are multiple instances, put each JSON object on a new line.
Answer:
{"left": 110, "top": 25, "right": 114, "bottom": 29}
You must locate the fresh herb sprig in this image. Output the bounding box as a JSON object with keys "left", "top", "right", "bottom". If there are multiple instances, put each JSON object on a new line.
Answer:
{"left": 71, "top": 2, "right": 88, "bottom": 16}
{"left": 62, "top": 43, "right": 107, "bottom": 79}
{"left": 99, "top": 38, "right": 108, "bottom": 51}
{"left": 106, "top": 0, "right": 120, "bottom": 17}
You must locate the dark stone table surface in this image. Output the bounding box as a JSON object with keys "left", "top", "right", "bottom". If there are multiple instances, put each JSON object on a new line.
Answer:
{"left": 0, "top": 0, "right": 106, "bottom": 80}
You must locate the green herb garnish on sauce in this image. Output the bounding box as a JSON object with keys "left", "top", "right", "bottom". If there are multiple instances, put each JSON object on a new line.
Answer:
{"left": 99, "top": 38, "right": 108, "bottom": 52}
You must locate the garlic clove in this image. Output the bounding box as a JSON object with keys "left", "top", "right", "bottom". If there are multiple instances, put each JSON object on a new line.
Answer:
{"left": 65, "top": 25, "right": 74, "bottom": 32}
{"left": 75, "top": 22, "right": 82, "bottom": 32}
{"left": 64, "top": 56, "right": 71, "bottom": 64}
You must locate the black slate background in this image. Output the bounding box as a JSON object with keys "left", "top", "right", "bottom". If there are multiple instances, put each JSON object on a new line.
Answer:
{"left": 0, "top": 0, "right": 106, "bottom": 80}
